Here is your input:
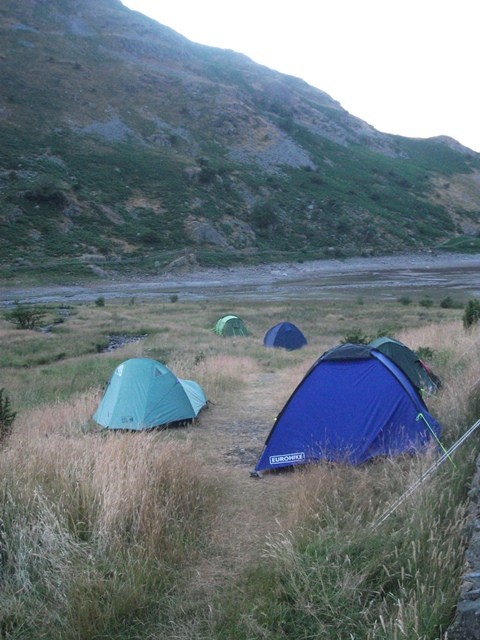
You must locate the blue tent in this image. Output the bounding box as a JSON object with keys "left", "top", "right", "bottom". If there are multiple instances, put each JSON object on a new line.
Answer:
{"left": 93, "top": 358, "right": 207, "bottom": 431}
{"left": 254, "top": 343, "right": 441, "bottom": 472}
{"left": 263, "top": 322, "right": 307, "bottom": 351}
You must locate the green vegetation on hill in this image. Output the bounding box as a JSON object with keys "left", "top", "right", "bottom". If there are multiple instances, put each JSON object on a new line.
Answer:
{"left": 1, "top": 0, "right": 480, "bottom": 283}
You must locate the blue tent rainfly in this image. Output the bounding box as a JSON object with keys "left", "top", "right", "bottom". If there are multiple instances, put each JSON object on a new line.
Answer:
{"left": 263, "top": 322, "right": 307, "bottom": 350}
{"left": 254, "top": 343, "right": 441, "bottom": 472}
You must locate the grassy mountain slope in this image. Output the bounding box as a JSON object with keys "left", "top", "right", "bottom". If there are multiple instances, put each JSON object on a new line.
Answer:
{"left": 1, "top": 0, "right": 480, "bottom": 281}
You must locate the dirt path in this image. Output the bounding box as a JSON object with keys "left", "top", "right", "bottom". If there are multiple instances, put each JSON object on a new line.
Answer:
{"left": 190, "top": 369, "right": 295, "bottom": 593}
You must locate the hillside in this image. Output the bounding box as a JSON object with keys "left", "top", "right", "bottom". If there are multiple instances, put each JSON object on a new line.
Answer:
{"left": 1, "top": 0, "right": 480, "bottom": 281}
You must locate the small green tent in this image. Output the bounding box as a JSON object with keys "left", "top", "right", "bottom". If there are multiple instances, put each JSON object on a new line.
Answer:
{"left": 214, "top": 315, "right": 248, "bottom": 337}
{"left": 93, "top": 358, "right": 207, "bottom": 430}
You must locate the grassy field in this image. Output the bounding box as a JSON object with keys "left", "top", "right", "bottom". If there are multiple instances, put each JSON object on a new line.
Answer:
{"left": 0, "top": 294, "right": 479, "bottom": 639}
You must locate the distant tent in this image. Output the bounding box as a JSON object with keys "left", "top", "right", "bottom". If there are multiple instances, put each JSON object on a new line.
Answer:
{"left": 369, "top": 336, "right": 441, "bottom": 395}
{"left": 215, "top": 315, "right": 248, "bottom": 337}
{"left": 263, "top": 322, "right": 307, "bottom": 351}
{"left": 254, "top": 343, "right": 441, "bottom": 472}
{"left": 93, "top": 358, "right": 207, "bottom": 431}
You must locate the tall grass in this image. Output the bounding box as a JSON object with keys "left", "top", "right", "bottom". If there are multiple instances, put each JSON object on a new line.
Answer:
{"left": 401, "top": 322, "right": 480, "bottom": 434}
{"left": 0, "top": 395, "right": 221, "bottom": 638}
{"left": 0, "top": 298, "right": 478, "bottom": 638}
{"left": 249, "top": 452, "right": 472, "bottom": 640}
{"left": 206, "top": 319, "right": 479, "bottom": 640}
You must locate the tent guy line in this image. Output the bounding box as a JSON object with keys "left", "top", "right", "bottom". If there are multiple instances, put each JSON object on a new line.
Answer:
{"left": 373, "top": 418, "right": 480, "bottom": 529}
{"left": 416, "top": 412, "right": 457, "bottom": 469}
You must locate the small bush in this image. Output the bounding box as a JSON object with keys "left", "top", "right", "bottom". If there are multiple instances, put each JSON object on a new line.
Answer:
{"left": 94, "top": 296, "right": 105, "bottom": 307}
{"left": 416, "top": 346, "right": 435, "bottom": 361}
{"left": 250, "top": 201, "right": 277, "bottom": 230}
{"left": 341, "top": 327, "right": 370, "bottom": 344}
{"left": 419, "top": 297, "right": 434, "bottom": 308}
{"left": 371, "top": 328, "right": 392, "bottom": 340}
{"left": 169, "top": 294, "right": 179, "bottom": 303}
{"left": 198, "top": 166, "right": 216, "bottom": 185}
{"left": 463, "top": 298, "right": 480, "bottom": 329}
{"left": 4, "top": 303, "right": 46, "bottom": 330}
{"left": 141, "top": 230, "right": 163, "bottom": 246}
{"left": 0, "top": 388, "right": 16, "bottom": 444}
{"left": 24, "top": 175, "right": 67, "bottom": 205}
{"left": 440, "top": 296, "right": 455, "bottom": 309}
{"left": 398, "top": 295, "right": 412, "bottom": 305}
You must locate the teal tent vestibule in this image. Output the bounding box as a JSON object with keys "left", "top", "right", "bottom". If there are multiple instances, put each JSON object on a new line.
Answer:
{"left": 93, "top": 358, "right": 207, "bottom": 430}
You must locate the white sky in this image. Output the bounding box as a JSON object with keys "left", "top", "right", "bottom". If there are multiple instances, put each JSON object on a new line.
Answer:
{"left": 121, "top": 0, "right": 480, "bottom": 153}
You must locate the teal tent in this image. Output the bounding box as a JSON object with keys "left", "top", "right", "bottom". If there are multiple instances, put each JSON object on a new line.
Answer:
{"left": 214, "top": 315, "right": 248, "bottom": 337}
{"left": 93, "top": 358, "right": 207, "bottom": 430}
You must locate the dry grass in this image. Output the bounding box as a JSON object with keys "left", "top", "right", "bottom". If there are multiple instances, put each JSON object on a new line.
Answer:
{"left": 402, "top": 321, "right": 480, "bottom": 435}
{"left": 174, "top": 353, "right": 260, "bottom": 402}
{"left": 0, "top": 296, "right": 477, "bottom": 638}
{"left": 2, "top": 395, "right": 220, "bottom": 549}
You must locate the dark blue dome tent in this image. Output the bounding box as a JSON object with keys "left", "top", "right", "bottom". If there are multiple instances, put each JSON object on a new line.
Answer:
{"left": 253, "top": 343, "right": 442, "bottom": 473}
{"left": 263, "top": 322, "right": 307, "bottom": 351}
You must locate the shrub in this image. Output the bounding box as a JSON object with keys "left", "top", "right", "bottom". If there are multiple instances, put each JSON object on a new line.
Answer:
{"left": 250, "top": 201, "right": 277, "bottom": 230}
{"left": 416, "top": 346, "right": 435, "bottom": 361}
{"left": 463, "top": 298, "right": 480, "bottom": 329}
{"left": 4, "top": 303, "right": 46, "bottom": 330}
{"left": 198, "top": 166, "right": 216, "bottom": 185}
{"left": 340, "top": 327, "right": 370, "bottom": 344}
{"left": 419, "top": 297, "right": 434, "bottom": 308}
{"left": 94, "top": 296, "right": 105, "bottom": 307}
{"left": 0, "top": 388, "right": 16, "bottom": 444}
{"left": 24, "top": 175, "right": 67, "bottom": 205}
{"left": 398, "top": 295, "right": 412, "bottom": 305}
{"left": 140, "top": 230, "right": 163, "bottom": 246}
{"left": 440, "top": 296, "right": 455, "bottom": 309}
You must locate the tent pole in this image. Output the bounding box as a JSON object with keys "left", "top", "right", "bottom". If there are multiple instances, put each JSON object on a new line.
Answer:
{"left": 373, "top": 418, "right": 480, "bottom": 529}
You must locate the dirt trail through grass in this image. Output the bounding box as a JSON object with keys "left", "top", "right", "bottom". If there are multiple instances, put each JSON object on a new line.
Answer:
{"left": 190, "top": 369, "right": 295, "bottom": 593}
